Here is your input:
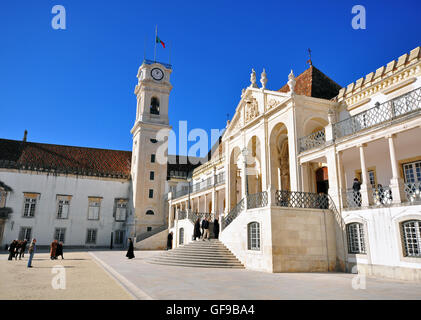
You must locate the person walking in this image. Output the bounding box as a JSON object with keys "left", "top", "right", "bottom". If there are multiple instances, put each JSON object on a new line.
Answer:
{"left": 27, "top": 239, "right": 36, "bottom": 268}
{"left": 193, "top": 218, "right": 201, "bottom": 241}
{"left": 213, "top": 218, "right": 220, "bottom": 239}
{"left": 8, "top": 240, "right": 17, "bottom": 261}
{"left": 352, "top": 177, "right": 362, "bottom": 207}
{"left": 126, "top": 238, "right": 135, "bottom": 259}
{"left": 167, "top": 231, "right": 173, "bottom": 250}
{"left": 18, "top": 240, "right": 27, "bottom": 260}
{"left": 55, "top": 241, "right": 64, "bottom": 259}
{"left": 50, "top": 239, "right": 58, "bottom": 260}
{"left": 202, "top": 217, "right": 210, "bottom": 241}
{"left": 14, "top": 240, "right": 22, "bottom": 260}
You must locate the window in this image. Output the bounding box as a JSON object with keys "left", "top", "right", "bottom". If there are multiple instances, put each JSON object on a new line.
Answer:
{"left": 57, "top": 195, "right": 71, "bottom": 219}
{"left": 151, "top": 154, "right": 156, "bottom": 163}
{"left": 401, "top": 220, "right": 421, "bottom": 257}
{"left": 346, "top": 223, "right": 366, "bottom": 254}
{"left": 247, "top": 222, "right": 260, "bottom": 250}
{"left": 147, "top": 227, "right": 152, "bottom": 232}
{"left": 149, "top": 189, "right": 154, "bottom": 199}
{"left": 403, "top": 161, "right": 421, "bottom": 183}
{"left": 150, "top": 138, "right": 158, "bottom": 143}
{"left": 19, "top": 227, "right": 32, "bottom": 241}
{"left": 115, "top": 230, "right": 124, "bottom": 245}
{"left": 88, "top": 198, "right": 101, "bottom": 220}
{"left": 115, "top": 200, "right": 128, "bottom": 222}
{"left": 150, "top": 171, "right": 155, "bottom": 181}
{"left": 179, "top": 228, "right": 184, "bottom": 245}
{"left": 86, "top": 229, "right": 97, "bottom": 244}
{"left": 23, "top": 193, "right": 38, "bottom": 217}
{"left": 146, "top": 210, "right": 154, "bottom": 215}
{"left": 54, "top": 228, "right": 66, "bottom": 243}
{"left": 150, "top": 97, "right": 160, "bottom": 115}
{"left": 356, "top": 168, "right": 377, "bottom": 188}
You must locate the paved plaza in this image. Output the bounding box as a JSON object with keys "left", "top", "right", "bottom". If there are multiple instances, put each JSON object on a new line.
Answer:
{"left": 1, "top": 250, "right": 421, "bottom": 300}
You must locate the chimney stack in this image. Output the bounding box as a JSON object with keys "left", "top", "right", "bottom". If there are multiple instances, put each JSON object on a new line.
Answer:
{"left": 23, "top": 130, "right": 28, "bottom": 142}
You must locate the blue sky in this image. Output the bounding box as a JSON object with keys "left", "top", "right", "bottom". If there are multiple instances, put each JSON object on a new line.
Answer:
{"left": 0, "top": 0, "right": 420, "bottom": 155}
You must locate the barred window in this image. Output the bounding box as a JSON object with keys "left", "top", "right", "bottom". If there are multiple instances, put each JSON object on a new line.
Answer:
{"left": 346, "top": 223, "right": 366, "bottom": 254}
{"left": 115, "top": 230, "right": 124, "bottom": 245}
{"left": 54, "top": 228, "right": 66, "bottom": 243}
{"left": 401, "top": 220, "right": 421, "bottom": 257}
{"left": 86, "top": 229, "right": 97, "bottom": 244}
{"left": 179, "top": 228, "right": 184, "bottom": 245}
{"left": 19, "top": 227, "right": 32, "bottom": 241}
{"left": 403, "top": 161, "right": 421, "bottom": 183}
{"left": 247, "top": 222, "right": 260, "bottom": 251}
{"left": 23, "top": 197, "right": 37, "bottom": 217}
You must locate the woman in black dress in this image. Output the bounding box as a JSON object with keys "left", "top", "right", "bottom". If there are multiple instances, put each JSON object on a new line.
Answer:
{"left": 193, "top": 218, "right": 201, "bottom": 240}
{"left": 126, "top": 238, "right": 135, "bottom": 259}
{"left": 213, "top": 218, "right": 220, "bottom": 239}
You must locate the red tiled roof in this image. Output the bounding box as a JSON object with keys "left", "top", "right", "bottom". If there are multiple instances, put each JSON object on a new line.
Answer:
{"left": 278, "top": 66, "right": 341, "bottom": 100}
{"left": 0, "top": 139, "right": 132, "bottom": 179}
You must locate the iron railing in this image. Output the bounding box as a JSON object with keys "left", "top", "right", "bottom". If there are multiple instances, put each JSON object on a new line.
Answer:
{"left": 343, "top": 189, "right": 362, "bottom": 208}
{"left": 177, "top": 210, "right": 187, "bottom": 220}
{"left": 373, "top": 186, "right": 393, "bottom": 205}
{"left": 188, "top": 211, "right": 214, "bottom": 224}
{"left": 215, "top": 172, "right": 225, "bottom": 185}
{"left": 222, "top": 198, "right": 245, "bottom": 229}
{"left": 274, "top": 190, "right": 329, "bottom": 209}
{"left": 333, "top": 87, "right": 421, "bottom": 139}
{"left": 247, "top": 191, "right": 268, "bottom": 209}
{"left": 298, "top": 129, "right": 326, "bottom": 153}
{"left": 404, "top": 182, "right": 421, "bottom": 203}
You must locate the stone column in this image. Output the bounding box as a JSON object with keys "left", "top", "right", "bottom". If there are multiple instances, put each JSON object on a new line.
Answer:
{"left": 358, "top": 144, "right": 373, "bottom": 206}
{"left": 241, "top": 148, "right": 248, "bottom": 210}
{"left": 337, "top": 151, "right": 346, "bottom": 209}
{"left": 326, "top": 147, "right": 341, "bottom": 209}
{"left": 387, "top": 134, "right": 405, "bottom": 203}
{"left": 168, "top": 192, "right": 173, "bottom": 228}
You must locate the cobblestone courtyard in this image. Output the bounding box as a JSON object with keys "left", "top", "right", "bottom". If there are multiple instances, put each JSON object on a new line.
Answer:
{"left": 1, "top": 250, "right": 421, "bottom": 300}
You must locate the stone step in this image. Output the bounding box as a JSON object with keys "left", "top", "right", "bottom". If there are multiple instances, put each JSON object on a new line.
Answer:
{"left": 148, "top": 261, "right": 244, "bottom": 269}
{"left": 146, "top": 239, "right": 244, "bottom": 269}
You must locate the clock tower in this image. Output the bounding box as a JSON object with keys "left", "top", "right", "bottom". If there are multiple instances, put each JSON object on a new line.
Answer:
{"left": 131, "top": 60, "right": 173, "bottom": 239}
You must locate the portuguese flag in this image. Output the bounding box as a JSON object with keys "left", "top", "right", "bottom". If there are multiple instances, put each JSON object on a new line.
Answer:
{"left": 156, "top": 35, "right": 165, "bottom": 48}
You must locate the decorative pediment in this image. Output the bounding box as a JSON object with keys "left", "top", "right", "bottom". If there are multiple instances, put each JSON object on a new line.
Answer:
{"left": 245, "top": 97, "right": 259, "bottom": 123}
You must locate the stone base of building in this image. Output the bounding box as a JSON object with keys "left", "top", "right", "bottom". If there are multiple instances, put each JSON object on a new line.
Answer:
{"left": 349, "top": 262, "right": 421, "bottom": 282}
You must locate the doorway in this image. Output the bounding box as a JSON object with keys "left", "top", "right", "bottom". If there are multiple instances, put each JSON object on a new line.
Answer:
{"left": 316, "top": 167, "right": 329, "bottom": 194}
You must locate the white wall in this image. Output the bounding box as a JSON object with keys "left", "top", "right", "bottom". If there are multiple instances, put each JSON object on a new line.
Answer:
{"left": 0, "top": 170, "right": 132, "bottom": 247}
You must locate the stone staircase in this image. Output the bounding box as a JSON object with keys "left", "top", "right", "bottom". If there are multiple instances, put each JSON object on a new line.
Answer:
{"left": 147, "top": 239, "right": 244, "bottom": 269}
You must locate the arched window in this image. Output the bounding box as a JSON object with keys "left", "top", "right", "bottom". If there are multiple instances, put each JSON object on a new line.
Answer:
{"left": 150, "top": 97, "right": 160, "bottom": 115}
{"left": 179, "top": 228, "right": 184, "bottom": 245}
{"left": 401, "top": 220, "right": 421, "bottom": 257}
{"left": 146, "top": 210, "right": 154, "bottom": 215}
{"left": 346, "top": 222, "right": 366, "bottom": 254}
{"left": 247, "top": 222, "right": 260, "bottom": 250}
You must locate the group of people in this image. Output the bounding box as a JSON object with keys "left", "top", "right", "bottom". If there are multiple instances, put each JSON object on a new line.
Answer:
{"left": 7, "top": 239, "right": 28, "bottom": 261}
{"left": 194, "top": 216, "right": 219, "bottom": 241}
{"left": 49, "top": 239, "right": 64, "bottom": 260}
{"left": 7, "top": 238, "right": 37, "bottom": 267}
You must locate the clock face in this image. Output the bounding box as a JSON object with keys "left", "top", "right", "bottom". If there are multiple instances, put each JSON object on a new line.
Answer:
{"left": 151, "top": 68, "right": 164, "bottom": 81}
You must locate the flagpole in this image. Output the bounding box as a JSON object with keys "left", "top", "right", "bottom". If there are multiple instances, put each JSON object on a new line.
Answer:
{"left": 143, "top": 36, "right": 146, "bottom": 62}
{"left": 169, "top": 41, "right": 171, "bottom": 65}
{"left": 154, "top": 25, "right": 157, "bottom": 62}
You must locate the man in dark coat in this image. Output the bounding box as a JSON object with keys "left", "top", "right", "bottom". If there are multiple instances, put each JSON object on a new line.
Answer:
{"left": 55, "top": 242, "right": 64, "bottom": 259}
{"left": 18, "top": 240, "right": 27, "bottom": 260}
{"left": 193, "top": 218, "right": 201, "bottom": 240}
{"left": 126, "top": 238, "right": 135, "bottom": 259}
{"left": 8, "top": 240, "right": 17, "bottom": 260}
{"left": 167, "top": 232, "right": 173, "bottom": 250}
{"left": 202, "top": 218, "right": 210, "bottom": 241}
{"left": 213, "top": 218, "right": 220, "bottom": 239}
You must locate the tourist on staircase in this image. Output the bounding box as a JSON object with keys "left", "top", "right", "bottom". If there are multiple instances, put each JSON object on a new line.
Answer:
{"left": 202, "top": 217, "right": 210, "bottom": 241}
{"left": 167, "top": 232, "right": 173, "bottom": 250}
{"left": 193, "top": 218, "right": 201, "bottom": 240}
{"left": 213, "top": 218, "right": 220, "bottom": 239}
